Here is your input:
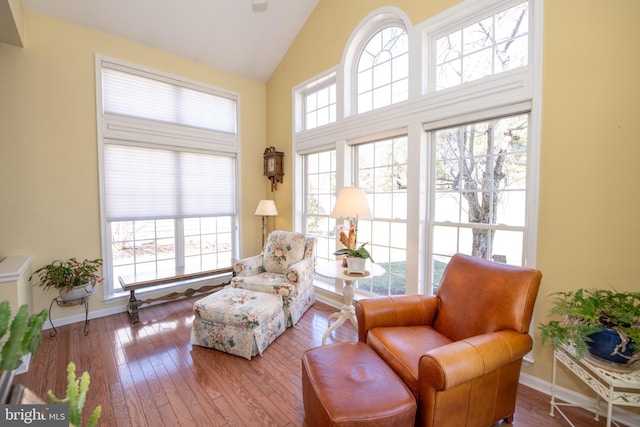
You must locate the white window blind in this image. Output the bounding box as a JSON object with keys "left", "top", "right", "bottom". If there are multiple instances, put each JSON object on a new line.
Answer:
{"left": 103, "top": 144, "right": 236, "bottom": 221}
{"left": 102, "top": 65, "right": 237, "bottom": 135}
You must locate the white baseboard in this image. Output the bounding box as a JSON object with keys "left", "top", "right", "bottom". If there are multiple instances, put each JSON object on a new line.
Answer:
{"left": 519, "top": 372, "right": 639, "bottom": 426}
{"left": 43, "top": 302, "right": 128, "bottom": 331}
{"left": 313, "top": 292, "right": 341, "bottom": 309}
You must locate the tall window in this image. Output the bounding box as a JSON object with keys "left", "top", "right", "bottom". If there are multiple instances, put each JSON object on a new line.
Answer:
{"left": 98, "top": 58, "right": 238, "bottom": 297}
{"left": 429, "top": 113, "right": 529, "bottom": 293}
{"left": 293, "top": 0, "right": 540, "bottom": 297}
{"left": 303, "top": 150, "right": 337, "bottom": 263}
{"left": 355, "top": 137, "right": 408, "bottom": 295}
{"left": 357, "top": 26, "right": 409, "bottom": 114}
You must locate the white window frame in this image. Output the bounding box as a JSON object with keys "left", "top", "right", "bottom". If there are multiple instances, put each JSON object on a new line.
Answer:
{"left": 352, "top": 134, "right": 409, "bottom": 296}
{"left": 355, "top": 25, "right": 409, "bottom": 114}
{"left": 294, "top": 69, "right": 338, "bottom": 134}
{"left": 292, "top": 0, "right": 542, "bottom": 298}
{"left": 96, "top": 55, "right": 241, "bottom": 300}
{"left": 430, "top": 0, "right": 530, "bottom": 92}
{"left": 301, "top": 148, "right": 337, "bottom": 264}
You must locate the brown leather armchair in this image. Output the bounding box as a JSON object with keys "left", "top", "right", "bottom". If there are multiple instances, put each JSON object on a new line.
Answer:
{"left": 355, "top": 253, "right": 542, "bottom": 427}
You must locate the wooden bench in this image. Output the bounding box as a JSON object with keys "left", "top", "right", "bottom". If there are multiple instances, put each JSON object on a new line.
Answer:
{"left": 118, "top": 266, "right": 233, "bottom": 323}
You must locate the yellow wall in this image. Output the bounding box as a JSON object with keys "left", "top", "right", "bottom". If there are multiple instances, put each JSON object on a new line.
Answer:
{"left": 534, "top": 0, "right": 640, "bottom": 396}
{"left": 0, "top": 11, "right": 268, "bottom": 318}
{"left": 267, "top": 0, "right": 640, "bottom": 404}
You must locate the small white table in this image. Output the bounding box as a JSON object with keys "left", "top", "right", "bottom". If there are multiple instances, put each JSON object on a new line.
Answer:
{"left": 315, "top": 260, "right": 385, "bottom": 345}
{"left": 550, "top": 345, "right": 640, "bottom": 427}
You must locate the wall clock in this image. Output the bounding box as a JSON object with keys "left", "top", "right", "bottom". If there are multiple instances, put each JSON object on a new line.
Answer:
{"left": 263, "top": 146, "right": 284, "bottom": 191}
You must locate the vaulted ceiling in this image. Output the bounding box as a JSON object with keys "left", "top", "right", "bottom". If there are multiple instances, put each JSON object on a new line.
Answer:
{"left": 22, "top": 0, "right": 319, "bottom": 83}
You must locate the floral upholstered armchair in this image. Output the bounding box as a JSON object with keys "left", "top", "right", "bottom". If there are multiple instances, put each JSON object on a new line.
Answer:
{"left": 231, "top": 230, "right": 316, "bottom": 327}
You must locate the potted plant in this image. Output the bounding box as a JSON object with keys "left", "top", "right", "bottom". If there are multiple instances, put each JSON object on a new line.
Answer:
{"left": 0, "top": 301, "right": 48, "bottom": 403}
{"left": 538, "top": 288, "right": 640, "bottom": 365}
{"left": 48, "top": 362, "right": 101, "bottom": 427}
{"left": 334, "top": 242, "right": 374, "bottom": 275}
{"left": 30, "top": 258, "right": 103, "bottom": 301}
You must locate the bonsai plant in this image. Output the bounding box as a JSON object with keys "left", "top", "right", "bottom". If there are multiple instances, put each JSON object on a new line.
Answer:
{"left": 539, "top": 288, "right": 640, "bottom": 364}
{"left": 30, "top": 258, "right": 103, "bottom": 301}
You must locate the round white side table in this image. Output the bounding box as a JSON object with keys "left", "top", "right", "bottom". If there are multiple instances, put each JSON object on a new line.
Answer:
{"left": 315, "top": 260, "right": 385, "bottom": 345}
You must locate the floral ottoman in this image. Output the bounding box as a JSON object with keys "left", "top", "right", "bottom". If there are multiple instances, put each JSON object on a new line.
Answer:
{"left": 190, "top": 286, "right": 286, "bottom": 360}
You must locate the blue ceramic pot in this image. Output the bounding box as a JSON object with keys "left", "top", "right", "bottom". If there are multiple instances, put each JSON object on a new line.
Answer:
{"left": 587, "top": 327, "right": 636, "bottom": 365}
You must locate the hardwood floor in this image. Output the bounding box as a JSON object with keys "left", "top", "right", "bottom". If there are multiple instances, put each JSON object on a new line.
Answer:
{"left": 15, "top": 296, "right": 627, "bottom": 426}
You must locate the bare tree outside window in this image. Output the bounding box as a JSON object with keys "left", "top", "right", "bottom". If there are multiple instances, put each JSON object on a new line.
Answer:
{"left": 434, "top": 114, "right": 528, "bottom": 261}
{"left": 435, "top": 1, "right": 528, "bottom": 90}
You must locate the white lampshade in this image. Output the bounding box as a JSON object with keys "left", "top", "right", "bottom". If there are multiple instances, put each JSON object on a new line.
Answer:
{"left": 255, "top": 200, "right": 278, "bottom": 216}
{"left": 331, "top": 187, "right": 372, "bottom": 220}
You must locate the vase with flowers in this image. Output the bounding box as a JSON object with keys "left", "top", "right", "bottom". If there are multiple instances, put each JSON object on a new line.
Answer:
{"left": 30, "top": 258, "right": 103, "bottom": 301}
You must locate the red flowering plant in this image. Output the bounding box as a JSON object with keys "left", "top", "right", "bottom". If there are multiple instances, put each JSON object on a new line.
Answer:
{"left": 30, "top": 258, "right": 103, "bottom": 291}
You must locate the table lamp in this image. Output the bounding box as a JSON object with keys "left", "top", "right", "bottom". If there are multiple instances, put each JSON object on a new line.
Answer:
{"left": 255, "top": 199, "right": 278, "bottom": 247}
{"left": 331, "top": 187, "right": 372, "bottom": 254}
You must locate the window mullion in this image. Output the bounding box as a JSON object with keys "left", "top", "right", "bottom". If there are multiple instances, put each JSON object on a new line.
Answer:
{"left": 175, "top": 218, "right": 185, "bottom": 268}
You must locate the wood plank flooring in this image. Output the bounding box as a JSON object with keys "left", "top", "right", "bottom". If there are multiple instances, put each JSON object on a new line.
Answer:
{"left": 15, "top": 296, "right": 627, "bottom": 426}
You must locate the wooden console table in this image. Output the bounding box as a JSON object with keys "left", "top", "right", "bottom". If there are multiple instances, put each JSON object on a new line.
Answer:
{"left": 119, "top": 266, "right": 233, "bottom": 323}
{"left": 550, "top": 345, "right": 640, "bottom": 427}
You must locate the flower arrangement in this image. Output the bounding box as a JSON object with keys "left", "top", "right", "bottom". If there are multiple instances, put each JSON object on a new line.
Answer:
{"left": 30, "top": 258, "right": 104, "bottom": 292}
{"left": 334, "top": 218, "right": 373, "bottom": 260}
{"left": 337, "top": 221, "right": 357, "bottom": 250}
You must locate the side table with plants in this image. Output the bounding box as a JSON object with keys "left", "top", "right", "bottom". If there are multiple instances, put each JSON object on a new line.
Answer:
{"left": 0, "top": 256, "right": 104, "bottom": 425}
{"left": 29, "top": 258, "right": 103, "bottom": 302}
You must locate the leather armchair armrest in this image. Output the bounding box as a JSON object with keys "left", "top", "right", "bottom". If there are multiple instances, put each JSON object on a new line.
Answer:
{"left": 419, "top": 330, "right": 532, "bottom": 391}
{"left": 355, "top": 295, "right": 439, "bottom": 342}
{"left": 233, "top": 254, "right": 264, "bottom": 277}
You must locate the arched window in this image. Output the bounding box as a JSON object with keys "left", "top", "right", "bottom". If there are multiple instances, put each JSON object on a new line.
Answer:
{"left": 293, "top": 1, "right": 541, "bottom": 298}
{"left": 356, "top": 25, "right": 408, "bottom": 114}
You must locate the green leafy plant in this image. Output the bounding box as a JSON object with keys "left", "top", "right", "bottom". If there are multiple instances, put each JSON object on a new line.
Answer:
{"left": 0, "top": 301, "right": 47, "bottom": 371}
{"left": 333, "top": 242, "right": 374, "bottom": 262}
{"left": 48, "top": 362, "right": 101, "bottom": 427}
{"left": 539, "top": 288, "right": 640, "bottom": 361}
{"left": 30, "top": 258, "right": 103, "bottom": 291}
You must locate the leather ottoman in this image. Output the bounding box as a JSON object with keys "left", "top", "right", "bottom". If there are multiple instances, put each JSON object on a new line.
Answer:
{"left": 301, "top": 342, "right": 416, "bottom": 427}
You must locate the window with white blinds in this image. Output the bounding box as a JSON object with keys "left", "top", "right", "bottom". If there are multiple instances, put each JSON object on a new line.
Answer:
{"left": 103, "top": 144, "right": 236, "bottom": 221}
{"left": 102, "top": 64, "right": 237, "bottom": 135}
{"left": 97, "top": 57, "right": 239, "bottom": 298}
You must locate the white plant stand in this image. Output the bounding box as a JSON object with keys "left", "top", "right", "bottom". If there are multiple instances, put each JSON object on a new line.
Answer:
{"left": 550, "top": 345, "right": 640, "bottom": 427}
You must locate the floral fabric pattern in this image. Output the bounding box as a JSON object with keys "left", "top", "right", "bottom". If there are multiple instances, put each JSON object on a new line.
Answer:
{"left": 190, "top": 287, "right": 286, "bottom": 360}
{"left": 233, "top": 254, "right": 265, "bottom": 277}
{"left": 230, "top": 232, "right": 316, "bottom": 327}
{"left": 262, "top": 231, "right": 306, "bottom": 274}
